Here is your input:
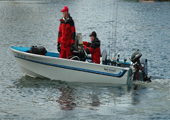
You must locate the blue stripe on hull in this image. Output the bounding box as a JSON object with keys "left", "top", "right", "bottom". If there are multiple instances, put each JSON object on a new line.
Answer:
{"left": 14, "top": 56, "right": 127, "bottom": 78}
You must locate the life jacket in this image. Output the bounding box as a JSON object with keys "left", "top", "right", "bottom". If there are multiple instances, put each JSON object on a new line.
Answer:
{"left": 83, "top": 38, "right": 101, "bottom": 64}
{"left": 57, "top": 14, "right": 76, "bottom": 48}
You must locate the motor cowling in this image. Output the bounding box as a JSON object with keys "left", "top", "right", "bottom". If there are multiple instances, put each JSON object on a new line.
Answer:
{"left": 131, "top": 49, "right": 142, "bottom": 63}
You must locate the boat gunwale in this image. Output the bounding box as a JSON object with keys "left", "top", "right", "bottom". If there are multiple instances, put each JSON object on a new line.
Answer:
{"left": 10, "top": 46, "right": 130, "bottom": 70}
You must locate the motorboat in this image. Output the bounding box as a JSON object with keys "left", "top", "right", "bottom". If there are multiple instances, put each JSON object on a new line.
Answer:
{"left": 10, "top": 34, "right": 151, "bottom": 84}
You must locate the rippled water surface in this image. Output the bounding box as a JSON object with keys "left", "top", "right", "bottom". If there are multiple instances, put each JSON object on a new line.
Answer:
{"left": 1, "top": 0, "right": 170, "bottom": 119}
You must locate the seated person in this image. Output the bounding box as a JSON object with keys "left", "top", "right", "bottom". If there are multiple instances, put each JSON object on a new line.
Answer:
{"left": 83, "top": 31, "right": 101, "bottom": 64}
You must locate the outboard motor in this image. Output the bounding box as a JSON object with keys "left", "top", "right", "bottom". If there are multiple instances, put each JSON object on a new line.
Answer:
{"left": 131, "top": 49, "right": 151, "bottom": 82}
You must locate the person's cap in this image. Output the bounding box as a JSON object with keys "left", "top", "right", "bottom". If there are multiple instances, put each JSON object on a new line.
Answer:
{"left": 61, "top": 6, "right": 69, "bottom": 12}
{"left": 89, "top": 31, "right": 97, "bottom": 37}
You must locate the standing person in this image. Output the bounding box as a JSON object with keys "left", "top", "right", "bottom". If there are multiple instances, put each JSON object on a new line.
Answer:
{"left": 57, "top": 6, "right": 76, "bottom": 58}
{"left": 83, "top": 31, "right": 101, "bottom": 64}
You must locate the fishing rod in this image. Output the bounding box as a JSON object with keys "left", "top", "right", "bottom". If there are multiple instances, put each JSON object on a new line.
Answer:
{"left": 109, "top": 0, "right": 118, "bottom": 60}
{"left": 114, "top": 0, "right": 118, "bottom": 59}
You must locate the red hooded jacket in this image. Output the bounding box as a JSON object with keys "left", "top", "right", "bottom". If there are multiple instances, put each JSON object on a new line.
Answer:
{"left": 57, "top": 14, "right": 76, "bottom": 49}
{"left": 83, "top": 38, "right": 101, "bottom": 64}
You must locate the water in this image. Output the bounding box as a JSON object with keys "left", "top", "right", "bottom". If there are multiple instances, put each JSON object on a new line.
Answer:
{"left": 0, "top": 0, "right": 170, "bottom": 119}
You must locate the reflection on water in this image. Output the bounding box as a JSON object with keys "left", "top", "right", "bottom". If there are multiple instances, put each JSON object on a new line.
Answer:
{"left": 89, "top": 91, "right": 101, "bottom": 107}
{"left": 56, "top": 86, "right": 76, "bottom": 110}
{"left": 13, "top": 76, "right": 143, "bottom": 110}
{"left": 5, "top": 76, "right": 170, "bottom": 119}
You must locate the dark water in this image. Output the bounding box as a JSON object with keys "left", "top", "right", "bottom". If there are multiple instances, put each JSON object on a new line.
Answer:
{"left": 1, "top": 0, "right": 170, "bottom": 119}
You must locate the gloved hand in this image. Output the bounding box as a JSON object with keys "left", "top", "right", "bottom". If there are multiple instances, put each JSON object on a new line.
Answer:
{"left": 57, "top": 42, "right": 61, "bottom": 53}
{"left": 70, "top": 44, "right": 74, "bottom": 52}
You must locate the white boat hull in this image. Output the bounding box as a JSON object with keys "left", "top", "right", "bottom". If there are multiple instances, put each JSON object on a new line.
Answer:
{"left": 11, "top": 47, "right": 132, "bottom": 84}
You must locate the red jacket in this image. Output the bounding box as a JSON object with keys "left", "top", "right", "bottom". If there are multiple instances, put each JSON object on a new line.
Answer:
{"left": 57, "top": 14, "right": 76, "bottom": 48}
{"left": 83, "top": 38, "right": 101, "bottom": 64}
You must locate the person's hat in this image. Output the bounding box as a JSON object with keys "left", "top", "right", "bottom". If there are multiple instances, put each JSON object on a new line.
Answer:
{"left": 61, "top": 6, "right": 69, "bottom": 12}
{"left": 89, "top": 31, "right": 97, "bottom": 37}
